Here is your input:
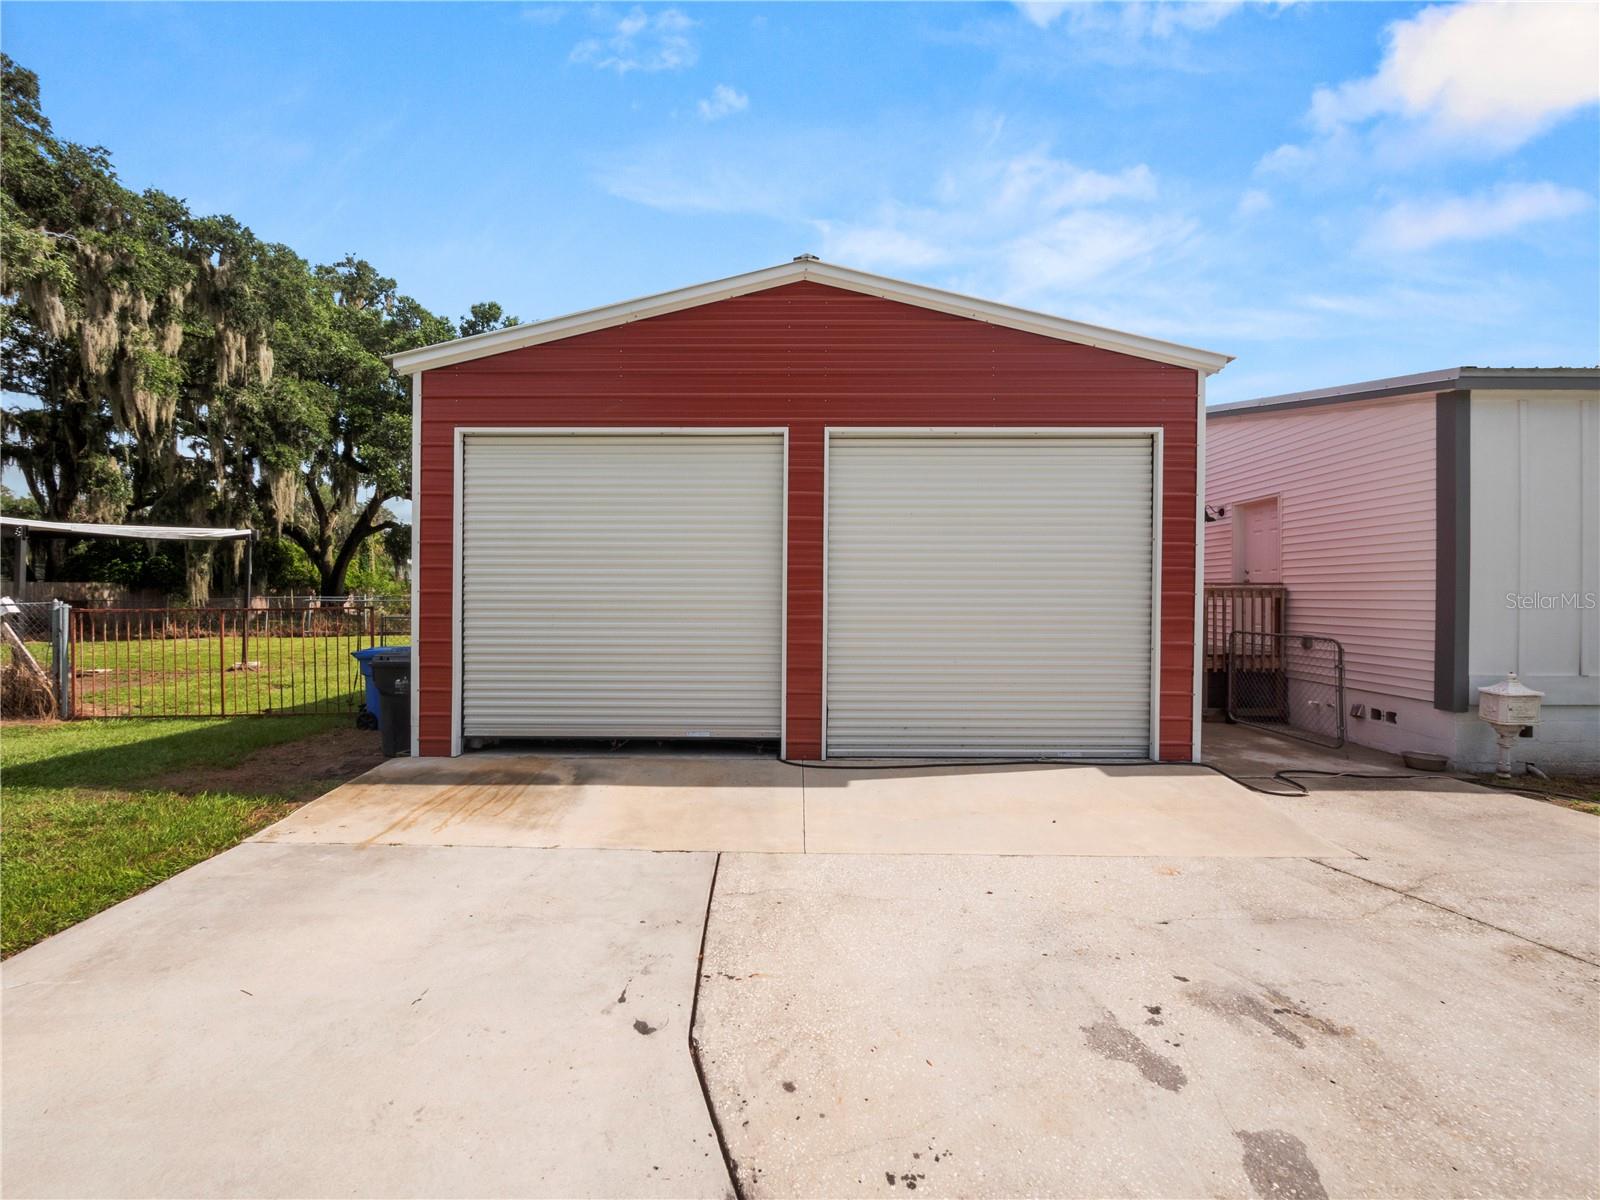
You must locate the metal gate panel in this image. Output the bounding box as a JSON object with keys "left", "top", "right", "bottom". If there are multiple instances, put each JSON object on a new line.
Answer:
{"left": 825, "top": 432, "right": 1155, "bottom": 758}
{"left": 1227, "top": 631, "right": 1346, "bottom": 748}
{"left": 460, "top": 433, "right": 784, "bottom": 740}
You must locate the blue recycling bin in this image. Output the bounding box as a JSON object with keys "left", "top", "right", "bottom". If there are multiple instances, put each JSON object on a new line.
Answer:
{"left": 351, "top": 646, "right": 409, "bottom": 732}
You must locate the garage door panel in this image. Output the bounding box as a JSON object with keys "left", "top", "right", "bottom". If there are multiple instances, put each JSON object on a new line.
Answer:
{"left": 462, "top": 434, "right": 783, "bottom": 741}
{"left": 826, "top": 434, "right": 1154, "bottom": 758}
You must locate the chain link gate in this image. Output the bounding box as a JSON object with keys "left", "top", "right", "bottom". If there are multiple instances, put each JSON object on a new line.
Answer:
{"left": 1227, "top": 630, "right": 1346, "bottom": 748}
{"left": 0, "top": 599, "right": 71, "bottom": 718}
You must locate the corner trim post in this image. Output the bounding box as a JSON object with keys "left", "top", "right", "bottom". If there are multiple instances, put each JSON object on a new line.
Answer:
{"left": 1434, "top": 389, "right": 1471, "bottom": 712}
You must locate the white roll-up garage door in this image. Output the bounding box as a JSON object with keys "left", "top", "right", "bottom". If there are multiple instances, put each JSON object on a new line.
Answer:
{"left": 461, "top": 433, "right": 784, "bottom": 741}
{"left": 825, "top": 432, "right": 1156, "bottom": 758}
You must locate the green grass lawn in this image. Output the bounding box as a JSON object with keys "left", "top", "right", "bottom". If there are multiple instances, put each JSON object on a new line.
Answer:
{"left": 1, "top": 715, "right": 372, "bottom": 956}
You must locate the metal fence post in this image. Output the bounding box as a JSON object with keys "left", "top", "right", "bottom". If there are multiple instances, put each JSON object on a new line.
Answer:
{"left": 51, "top": 599, "right": 72, "bottom": 719}
{"left": 218, "top": 609, "right": 227, "bottom": 718}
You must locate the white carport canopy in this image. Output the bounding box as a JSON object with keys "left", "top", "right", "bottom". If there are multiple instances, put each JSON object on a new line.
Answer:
{"left": 1, "top": 517, "right": 256, "bottom": 606}
{"left": 0, "top": 517, "right": 252, "bottom": 541}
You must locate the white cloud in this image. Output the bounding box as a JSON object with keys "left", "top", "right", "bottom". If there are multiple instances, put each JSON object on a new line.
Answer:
{"left": 1266, "top": 1, "right": 1599, "bottom": 171}
{"left": 1235, "top": 188, "right": 1272, "bottom": 218}
{"left": 1141, "top": 1, "right": 1241, "bottom": 38}
{"left": 596, "top": 130, "right": 1186, "bottom": 302}
{"left": 1015, "top": 2, "right": 1065, "bottom": 29}
{"left": 1015, "top": 1, "right": 1243, "bottom": 36}
{"left": 978, "top": 150, "right": 1156, "bottom": 211}
{"left": 1314, "top": 2, "right": 1599, "bottom": 147}
{"left": 600, "top": 156, "right": 787, "bottom": 215}
{"left": 593, "top": 127, "right": 859, "bottom": 217}
{"left": 571, "top": 7, "right": 697, "bottom": 74}
{"left": 807, "top": 149, "right": 1188, "bottom": 300}
{"left": 1001, "top": 209, "right": 1198, "bottom": 296}
{"left": 811, "top": 222, "right": 948, "bottom": 271}
{"left": 589, "top": 113, "right": 1594, "bottom": 373}
{"left": 697, "top": 84, "right": 748, "bottom": 122}
{"left": 1364, "top": 182, "right": 1592, "bottom": 253}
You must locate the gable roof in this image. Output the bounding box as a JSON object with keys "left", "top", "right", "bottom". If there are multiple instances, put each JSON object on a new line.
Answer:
{"left": 387, "top": 257, "right": 1233, "bottom": 376}
{"left": 1210, "top": 366, "right": 1600, "bottom": 418}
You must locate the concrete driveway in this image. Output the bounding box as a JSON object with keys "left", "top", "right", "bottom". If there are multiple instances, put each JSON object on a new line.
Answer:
{"left": 2, "top": 842, "right": 729, "bottom": 1199}
{"left": 4, "top": 736, "right": 1596, "bottom": 1199}
{"left": 254, "top": 751, "right": 1343, "bottom": 858}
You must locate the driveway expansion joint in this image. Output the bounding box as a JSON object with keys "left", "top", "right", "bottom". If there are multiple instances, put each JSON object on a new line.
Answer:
{"left": 1311, "top": 858, "right": 1600, "bottom": 968}
{"left": 689, "top": 851, "right": 745, "bottom": 1200}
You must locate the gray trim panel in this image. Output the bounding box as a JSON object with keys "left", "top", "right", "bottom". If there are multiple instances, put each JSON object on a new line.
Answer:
{"left": 1434, "top": 390, "right": 1471, "bottom": 712}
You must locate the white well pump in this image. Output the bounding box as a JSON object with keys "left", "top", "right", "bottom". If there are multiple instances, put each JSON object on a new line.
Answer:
{"left": 1477, "top": 672, "right": 1544, "bottom": 780}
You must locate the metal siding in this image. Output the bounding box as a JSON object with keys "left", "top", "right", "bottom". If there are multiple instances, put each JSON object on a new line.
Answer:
{"left": 460, "top": 434, "right": 783, "bottom": 739}
{"left": 1205, "top": 395, "right": 1437, "bottom": 700}
{"left": 418, "top": 281, "right": 1200, "bottom": 759}
{"left": 826, "top": 434, "right": 1154, "bottom": 756}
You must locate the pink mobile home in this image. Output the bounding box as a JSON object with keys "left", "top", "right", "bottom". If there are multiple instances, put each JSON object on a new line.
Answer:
{"left": 1205, "top": 367, "right": 1600, "bottom": 772}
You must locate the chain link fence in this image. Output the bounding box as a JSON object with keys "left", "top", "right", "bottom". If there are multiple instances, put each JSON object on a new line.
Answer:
{"left": 1227, "top": 630, "right": 1346, "bottom": 748}
{"left": 1, "top": 599, "right": 70, "bottom": 719}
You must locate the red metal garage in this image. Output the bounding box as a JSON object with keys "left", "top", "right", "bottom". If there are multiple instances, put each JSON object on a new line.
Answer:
{"left": 392, "top": 258, "right": 1229, "bottom": 761}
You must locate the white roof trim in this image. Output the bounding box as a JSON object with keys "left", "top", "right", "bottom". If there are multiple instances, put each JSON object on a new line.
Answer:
{"left": 387, "top": 259, "right": 1233, "bottom": 376}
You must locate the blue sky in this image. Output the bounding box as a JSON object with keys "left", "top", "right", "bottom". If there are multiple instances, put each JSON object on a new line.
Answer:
{"left": 4, "top": 0, "right": 1598, "bottom": 405}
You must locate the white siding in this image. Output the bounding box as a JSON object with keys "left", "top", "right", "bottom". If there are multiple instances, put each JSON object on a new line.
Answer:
{"left": 1205, "top": 396, "right": 1437, "bottom": 701}
{"left": 1468, "top": 389, "right": 1600, "bottom": 707}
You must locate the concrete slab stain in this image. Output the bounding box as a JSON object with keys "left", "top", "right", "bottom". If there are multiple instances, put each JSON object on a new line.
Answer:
{"left": 352, "top": 762, "right": 579, "bottom": 845}
{"left": 1237, "top": 1129, "right": 1329, "bottom": 1200}
{"left": 632, "top": 1019, "right": 658, "bottom": 1036}
{"left": 1190, "top": 985, "right": 1308, "bottom": 1048}
{"left": 1081, "top": 1011, "right": 1187, "bottom": 1092}
{"left": 1265, "top": 989, "right": 1353, "bottom": 1038}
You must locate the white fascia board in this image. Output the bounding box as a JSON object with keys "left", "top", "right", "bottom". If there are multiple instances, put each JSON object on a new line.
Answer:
{"left": 387, "top": 260, "right": 1233, "bottom": 377}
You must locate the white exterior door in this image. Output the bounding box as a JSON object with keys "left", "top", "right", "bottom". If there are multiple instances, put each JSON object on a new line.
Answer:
{"left": 459, "top": 432, "right": 784, "bottom": 741}
{"left": 825, "top": 432, "right": 1157, "bottom": 758}
{"left": 1237, "top": 497, "right": 1281, "bottom": 583}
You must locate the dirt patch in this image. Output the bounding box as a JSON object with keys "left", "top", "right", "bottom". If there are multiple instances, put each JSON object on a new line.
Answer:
{"left": 155, "top": 726, "right": 384, "bottom": 800}
{"left": 1474, "top": 774, "right": 1600, "bottom": 816}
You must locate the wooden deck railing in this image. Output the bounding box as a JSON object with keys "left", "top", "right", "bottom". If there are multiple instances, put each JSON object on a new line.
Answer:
{"left": 1203, "top": 584, "right": 1288, "bottom": 672}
